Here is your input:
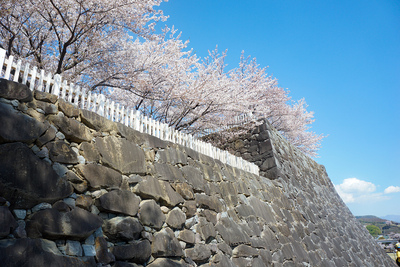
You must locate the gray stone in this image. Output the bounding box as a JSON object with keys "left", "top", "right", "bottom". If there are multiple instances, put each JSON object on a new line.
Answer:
{"left": 58, "top": 99, "right": 79, "bottom": 117}
{"left": 0, "top": 101, "right": 48, "bottom": 144}
{"left": 0, "top": 206, "right": 18, "bottom": 237}
{"left": 0, "top": 142, "right": 73, "bottom": 208}
{"left": 75, "top": 195, "right": 93, "bottom": 210}
{"left": 110, "top": 240, "right": 151, "bottom": 264}
{"left": 103, "top": 216, "right": 143, "bottom": 241}
{"left": 196, "top": 217, "right": 216, "bottom": 242}
{"left": 48, "top": 114, "right": 93, "bottom": 142}
{"left": 95, "top": 236, "right": 115, "bottom": 264}
{"left": 151, "top": 227, "right": 183, "bottom": 257}
{"left": 166, "top": 207, "right": 186, "bottom": 229}
{"left": 13, "top": 209, "right": 27, "bottom": 220}
{"left": 138, "top": 199, "right": 165, "bottom": 230}
{"left": 82, "top": 244, "right": 96, "bottom": 257}
{"left": 173, "top": 182, "right": 194, "bottom": 200}
{"left": 34, "top": 90, "right": 58, "bottom": 103}
{"left": 95, "top": 136, "right": 146, "bottom": 175}
{"left": 0, "top": 78, "right": 32, "bottom": 102}
{"left": 78, "top": 142, "right": 100, "bottom": 162}
{"left": 147, "top": 258, "right": 187, "bottom": 267}
{"left": 36, "top": 125, "right": 57, "bottom": 146}
{"left": 65, "top": 240, "right": 83, "bottom": 256}
{"left": 76, "top": 163, "right": 122, "bottom": 189}
{"left": 195, "top": 194, "right": 225, "bottom": 213}
{"left": 185, "top": 244, "right": 212, "bottom": 264}
{"left": 232, "top": 244, "right": 258, "bottom": 257}
{"left": 46, "top": 141, "right": 78, "bottom": 164}
{"left": 32, "top": 202, "right": 52, "bottom": 212}
{"left": 35, "top": 100, "right": 58, "bottom": 114}
{"left": 154, "top": 162, "right": 185, "bottom": 182}
{"left": 181, "top": 166, "right": 205, "bottom": 191}
{"left": 156, "top": 148, "right": 188, "bottom": 165}
{"left": 26, "top": 207, "right": 103, "bottom": 240}
{"left": 0, "top": 238, "right": 95, "bottom": 266}
{"left": 97, "top": 189, "right": 140, "bottom": 216}
{"left": 215, "top": 217, "right": 251, "bottom": 246}
{"left": 80, "top": 109, "right": 116, "bottom": 132}
{"left": 178, "top": 229, "right": 195, "bottom": 244}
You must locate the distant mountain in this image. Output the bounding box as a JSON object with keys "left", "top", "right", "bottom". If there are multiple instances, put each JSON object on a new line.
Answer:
{"left": 382, "top": 215, "right": 400, "bottom": 223}
{"left": 356, "top": 215, "right": 388, "bottom": 223}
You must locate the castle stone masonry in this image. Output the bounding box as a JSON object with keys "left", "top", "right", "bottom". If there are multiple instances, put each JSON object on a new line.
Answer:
{"left": 0, "top": 79, "right": 395, "bottom": 266}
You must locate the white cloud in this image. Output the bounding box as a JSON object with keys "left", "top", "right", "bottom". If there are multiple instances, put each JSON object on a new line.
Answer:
{"left": 384, "top": 186, "right": 400, "bottom": 194}
{"left": 335, "top": 177, "right": 376, "bottom": 194}
{"left": 334, "top": 177, "right": 378, "bottom": 204}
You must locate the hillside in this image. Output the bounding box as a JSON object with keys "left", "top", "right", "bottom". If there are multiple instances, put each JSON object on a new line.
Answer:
{"left": 356, "top": 215, "right": 400, "bottom": 236}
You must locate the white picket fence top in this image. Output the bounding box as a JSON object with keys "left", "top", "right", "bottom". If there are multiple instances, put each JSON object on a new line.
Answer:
{"left": 0, "top": 48, "right": 259, "bottom": 175}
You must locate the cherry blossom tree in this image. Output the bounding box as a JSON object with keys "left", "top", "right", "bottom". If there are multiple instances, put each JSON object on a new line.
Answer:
{"left": 0, "top": 0, "right": 324, "bottom": 156}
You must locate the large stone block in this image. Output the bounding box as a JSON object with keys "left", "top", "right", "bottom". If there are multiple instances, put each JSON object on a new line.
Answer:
{"left": 151, "top": 227, "right": 183, "bottom": 257}
{"left": 0, "top": 238, "right": 95, "bottom": 266}
{"left": 46, "top": 140, "right": 78, "bottom": 164}
{"left": 154, "top": 163, "right": 185, "bottom": 182}
{"left": 0, "top": 142, "right": 73, "bottom": 208}
{"left": 138, "top": 199, "right": 165, "bottom": 230}
{"left": 103, "top": 216, "right": 143, "bottom": 241}
{"left": 215, "top": 217, "right": 251, "bottom": 246}
{"left": 185, "top": 244, "right": 212, "bottom": 264}
{"left": 48, "top": 114, "right": 93, "bottom": 142}
{"left": 80, "top": 109, "right": 116, "bottom": 132}
{"left": 0, "top": 101, "right": 48, "bottom": 144}
{"left": 0, "top": 78, "right": 32, "bottom": 102}
{"left": 111, "top": 240, "right": 151, "bottom": 264}
{"left": 0, "top": 206, "right": 18, "bottom": 238}
{"left": 76, "top": 163, "right": 122, "bottom": 189}
{"left": 97, "top": 189, "right": 140, "bottom": 216}
{"left": 95, "top": 136, "right": 146, "bottom": 175}
{"left": 26, "top": 207, "right": 102, "bottom": 240}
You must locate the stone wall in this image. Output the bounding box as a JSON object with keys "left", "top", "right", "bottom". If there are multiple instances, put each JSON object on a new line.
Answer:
{"left": 0, "top": 79, "right": 395, "bottom": 266}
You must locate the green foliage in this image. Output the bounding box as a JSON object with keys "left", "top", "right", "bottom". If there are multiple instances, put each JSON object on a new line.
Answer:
{"left": 366, "top": 224, "right": 382, "bottom": 236}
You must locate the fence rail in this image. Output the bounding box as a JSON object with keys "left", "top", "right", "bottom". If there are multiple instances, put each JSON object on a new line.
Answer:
{"left": 0, "top": 48, "right": 259, "bottom": 175}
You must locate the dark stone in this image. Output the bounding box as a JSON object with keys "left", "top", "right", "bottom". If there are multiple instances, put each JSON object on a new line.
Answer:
{"left": 75, "top": 195, "right": 93, "bottom": 210}
{"left": 46, "top": 141, "right": 78, "bottom": 164}
{"left": 196, "top": 217, "right": 216, "bottom": 242}
{"left": 95, "top": 136, "right": 146, "bottom": 175}
{"left": 80, "top": 109, "right": 116, "bottom": 132}
{"left": 36, "top": 125, "right": 57, "bottom": 146}
{"left": 97, "top": 190, "right": 140, "bottom": 216}
{"left": 195, "top": 194, "right": 225, "bottom": 213}
{"left": 0, "top": 78, "right": 33, "bottom": 102}
{"left": 181, "top": 166, "right": 205, "bottom": 192}
{"left": 156, "top": 148, "right": 187, "bottom": 165}
{"left": 76, "top": 163, "right": 122, "bottom": 189}
{"left": 34, "top": 100, "right": 58, "bottom": 114}
{"left": 185, "top": 244, "right": 212, "bottom": 264}
{"left": 0, "top": 238, "right": 95, "bottom": 267}
{"left": 215, "top": 217, "right": 251, "bottom": 246}
{"left": 138, "top": 199, "right": 165, "bottom": 230}
{"left": 232, "top": 244, "right": 258, "bottom": 257}
{"left": 58, "top": 99, "right": 79, "bottom": 117}
{"left": 154, "top": 163, "right": 185, "bottom": 182}
{"left": 34, "top": 90, "right": 58, "bottom": 103}
{"left": 0, "top": 142, "right": 73, "bottom": 208}
{"left": 26, "top": 207, "right": 102, "bottom": 240}
{"left": 103, "top": 216, "right": 143, "bottom": 241}
{"left": 95, "top": 236, "right": 115, "bottom": 264}
{"left": 147, "top": 258, "right": 186, "bottom": 267}
{"left": 110, "top": 240, "right": 151, "bottom": 264}
{"left": 52, "top": 200, "right": 71, "bottom": 212}
{"left": 151, "top": 227, "right": 183, "bottom": 257}
{"left": 0, "top": 101, "right": 48, "bottom": 144}
{"left": 166, "top": 207, "right": 186, "bottom": 229}
{"left": 78, "top": 142, "right": 100, "bottom": 162}
{"left": 48, "top": 114, "right": 93, "bottom": 142}
{"left": 178, "top": 229, "right": 195, "bottom": 244}
{"left": 0, "top": 206, "right": 18, "bottom": 237}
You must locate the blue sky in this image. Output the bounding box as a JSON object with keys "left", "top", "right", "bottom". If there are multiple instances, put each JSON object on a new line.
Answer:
{"left": 159, "top": 0, "right": 400, "bottom": 217}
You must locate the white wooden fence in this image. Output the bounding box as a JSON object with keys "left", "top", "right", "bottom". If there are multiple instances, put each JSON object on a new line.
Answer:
{"left": 0, "top": 48, "right": 259, "bottom": 175}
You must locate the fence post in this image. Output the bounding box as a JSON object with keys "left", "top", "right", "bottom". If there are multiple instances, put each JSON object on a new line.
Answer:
{"left": 22, "top": 63, "right": 29, "bottom": 85}
{"left": 52, "top": 74, "right": 62, "bottom": 96}
{"left": 0, "top": 49, "right": 5, "bottom": 77}
{"left": 13, "top": 59, "right": 21, "bottom": 82}
{"left": 4, "top": 55, "right": 13, "bottom": 80}
{"left": 29, "top": 66, "right": 37, "bottom": 91}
